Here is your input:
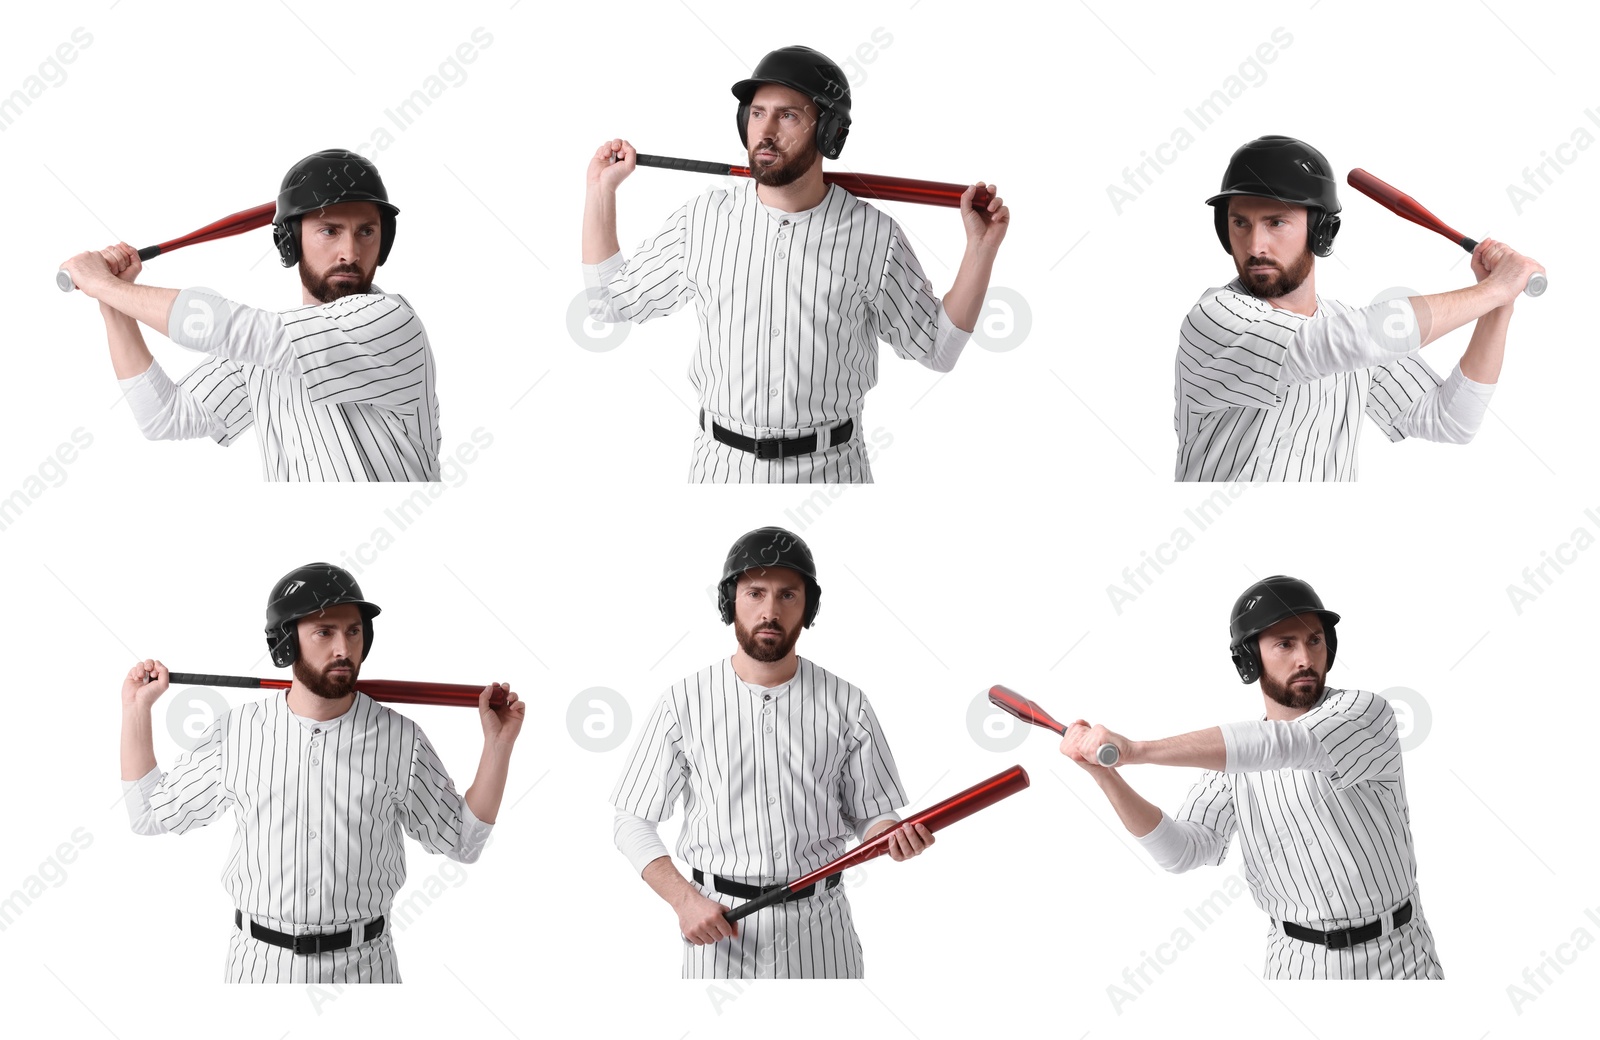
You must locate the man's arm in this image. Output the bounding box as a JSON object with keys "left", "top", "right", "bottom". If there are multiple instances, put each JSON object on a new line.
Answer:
{"left": 1061, "top": 738, "right": 1234, "bottom": 874}
{"left": 582, "top": 139, "right": 635, "bottom": 264}
{"left": 939, "top": 182, "right": 1010, "bottom": 334}
{"left": 638, "top": 851, "right": 738, "bottom": 945}
{"left": 60, "top": 243, "right": 176, "bottom": 334}
{"left": 462, "top": 683, "right": 524, "bottom": 824}
{"left": 1410, "top": 238, "right": 1539, "bottom": 350}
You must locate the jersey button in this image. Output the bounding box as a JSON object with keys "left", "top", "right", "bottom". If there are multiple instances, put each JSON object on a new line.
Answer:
{"left": 768, "top": 388, "right": 778, "bottom": 397}
{"left": 310, "top": 758, "right": 320, "bottom": 765}
{"left": 307, "top": 830, "right": 316, "bottom": 839}
{"left": 776, "top": 252, "right": 786, "bottom": 259}
{"left": 765, "top": 726, "right": 774, "bottom": 734}
{"left": 768, "top": 796, "right": 777, "bottom": 805}
{"left": 763, "top": 695, "right": 771, "bottom": 702}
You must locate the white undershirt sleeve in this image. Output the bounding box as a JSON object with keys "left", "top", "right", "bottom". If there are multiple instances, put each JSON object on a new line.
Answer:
{"left": 121, "top": 766, "right": 170, "bottom": 836}
{"left": 1135, "top": 813, "right": 1229, "bottom": 873}
{"left": 916, "top": 304, "right": 972, "bottom": 374}
{"left": 117, "top": 359, "right": 228, "bottom": 441}
{"left": 613, "top": 810, "right": 672, "bottom": 875}
{"left": 1283, "top": 299, "right": 1424, "bottom": 387}
{"left": 1220, "top": 720, "right": 1336, "bottom": 773}
{"left": 1386, "top": 361, "right": 1496, "bottom": 444}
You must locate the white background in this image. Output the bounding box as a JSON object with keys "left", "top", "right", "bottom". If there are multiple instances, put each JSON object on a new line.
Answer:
{"left": 1, "top": 0, "right": 1595, "bottom": 1037}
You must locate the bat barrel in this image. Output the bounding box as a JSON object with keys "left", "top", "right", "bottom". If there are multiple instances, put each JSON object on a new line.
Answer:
{"left": 719, "top": 765, "right": 1031, "bottom": 925}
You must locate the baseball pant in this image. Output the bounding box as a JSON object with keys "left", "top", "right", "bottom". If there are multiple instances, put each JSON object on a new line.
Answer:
{"left": 688, "top": 414, "right": 871, "bottom": 484}
{"left": 684, "top": 875, "right": 864, "bottom": 978}
{"left": 1262, "top": 895, "right": 1443, "bottom": 979}
{"left": 225, "top": 914, "right": 399, "bottom": 983}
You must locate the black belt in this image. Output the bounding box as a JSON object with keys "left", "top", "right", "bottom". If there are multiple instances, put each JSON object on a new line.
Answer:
{"left": 1281, "top": 900, "right": 1412, "bottom": 950}
{"left": 235, "top": 909, "right": 385, "bottom": 955}
{"left": 701, "top": 409, "right": 854, "bottom": 460}
{"left": 693, "top": 868, "right": 841, "bottom": 904}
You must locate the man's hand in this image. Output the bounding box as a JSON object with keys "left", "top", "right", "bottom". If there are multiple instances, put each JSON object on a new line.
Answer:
{"left": 122, "top": 659, "right": 169, "bottom": 713}
{"left": 675, "top": 886, "right": 738, "bottom": 945}
{"left": 867, "top": 820, "right": 935, "bottom": 861}
{"left": 960, "top": 182, "right": 1010, "bottom": 257}
{"left": 58, "top": 247, "right": 121, "bottom": 299}
{"left": 589, "top": 139, "right": 637, "bottom": 194}
{"left": 478, "top": 682, "right": 524, "bottom": 749}
{"left": 1060, "top": 719, "right": 1131, "bottom": 771}
{"left": 1475, "top": 238, "right": 1544, "bottom": 306}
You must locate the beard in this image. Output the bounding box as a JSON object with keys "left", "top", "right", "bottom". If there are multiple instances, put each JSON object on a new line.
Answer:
{"left": 748, "top": 136, "right": 820, "bottom": 188}
{"left": 735, "top": 618, "right": 800, "bottom": 663}
{"left": 1236, "top": 248, "right": 1314, "bottom": 300}
{"left": 301, "top": 260, "right": 374, "bottom": 303}
{"left": 293, "top": 655, "right": 360, "bottom": 700}
{"left": 1261, "top": 667, "right": 1325, "bottom": 710}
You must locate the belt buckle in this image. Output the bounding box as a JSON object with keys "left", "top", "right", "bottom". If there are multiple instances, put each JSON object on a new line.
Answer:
{"left": 1324, "top": 926, "right": 1353, "bottom": 950}
{"left": 294, "top": 930, "right": 345, "bottom": 955}
{"left": 753, "top": 437, "right": 783, "bottom": 461}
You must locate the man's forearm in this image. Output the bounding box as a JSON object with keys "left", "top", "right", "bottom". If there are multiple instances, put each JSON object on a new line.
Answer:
{"left": 582, "top": 185, "right": 621, "bottom": 264}
{"left": 941, "top": 245, "right": 997, "bottom": 333}
{"left": 102, "top": 305, "right": 155, "bottom": 381}
{"left": 93, "top": 279, "right": 178, "bottom": 337}
{"left": 1090, "top": 768, "right": 1164, "bottom": 838}
{"left": 463, "top": 744, "right": 513, "bottom": 824}
{"left": 641, "top": 854, "right": 700, "bottom": 908}
{"left": 1458, "top": 301, "right": 1511, "bottom": 384}
{"left": 1127, "top": 727, "right": 1226, "bottom": 771}
{"left": 121, "top": 706, "right": 157, "bottom": 781}
{"left": 1413, "top": 281, "right": 1507, "bottom": 349}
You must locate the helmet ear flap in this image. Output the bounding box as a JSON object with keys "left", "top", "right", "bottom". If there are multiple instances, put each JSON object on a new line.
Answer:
{"left": 274, "top": 217, "right": 301, "bottom": 268}
{"left": 736, "top": 103, "right": 751, "bottom": 148}
{"left": 1231, "top": 642, "right": 1261, "bottom": 684}
{"left": 1309, "top": 210, "right": 1340, "bottom": 257}
{"left": 268, "top": 625, "right": 298, "bottom": 668}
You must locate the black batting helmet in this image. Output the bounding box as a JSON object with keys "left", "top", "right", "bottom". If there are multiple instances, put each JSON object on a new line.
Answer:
{"left": 732, "top": 45, "right": 852, "bottom": 160}
{"left": 264, "top": 562, "right": 382, "bottom": 668}
{"left": 1227, "top": 575, "right": 1339, "bottom": 684}
{"left": 1207, "top": 136, "right": 1342, "bottom": 257}
{"left": 716, "top": 527, "right": 822, "bottom": 628}
{"left": 273, "top": 149, "right": 399, "bottom": 268}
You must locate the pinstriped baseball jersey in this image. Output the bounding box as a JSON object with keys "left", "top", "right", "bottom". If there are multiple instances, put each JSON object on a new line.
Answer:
{"left": 1156, "top": 688, "right": 1442, "bottom": 979}
{"left": 586, "top": 181, "right": 943, "bottom": 437}
{"left": 133, "top": 287, "right": 440, "bottom": 480}
{"left": 611, "top": 656, "right": 905, "bottom": 978}
{"left": 123, "top": 692, "right": 490, "bottom": 983}
{"left": 1175, "top": 279, "right": 1458, "bottom": 481}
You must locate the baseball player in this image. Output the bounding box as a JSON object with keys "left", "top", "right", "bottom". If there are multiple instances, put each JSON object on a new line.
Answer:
{"left": 610, "top": 527, "right": 934, "bottom": 977}
{"left": 1060, "top": 575, "right": 1443, "bottom": 979}
{"left": 1175, "top": 135, "right": 1545, "bottom": 481}
{"left": 59, "top": 150, "right": 441, "bottom": 480}
{"left": 582, "top": 45, "right": 1011, "bottom": 483}
{"left": 118, "top": 563, "right": 524, "bottom": 983}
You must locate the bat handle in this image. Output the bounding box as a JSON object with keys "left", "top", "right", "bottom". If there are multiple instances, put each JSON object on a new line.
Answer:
{"left": 1463, "top": 236, "right": 1547, "bottom": 298}
{"left": 56, "top": 269, "right": 75, "bottom": 293}
{"left": 1095, "top": 743, "right": 1120, "bottom": 767}
{"left": 722, "top": 885, "right": 792, "bottom": 924}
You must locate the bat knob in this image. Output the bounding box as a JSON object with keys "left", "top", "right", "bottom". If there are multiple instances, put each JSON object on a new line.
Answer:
{"left": 1525, "top": 272, "right": 1548, "bottom": 298}
{"left": 56, "top": 269, "right": 75, "bottom": 293}
{"left": 1095, "top": 743, "right": 1120, "bottom": 767}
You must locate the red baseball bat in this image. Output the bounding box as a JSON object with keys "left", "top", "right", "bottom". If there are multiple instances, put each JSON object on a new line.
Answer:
{"left": 1346, "top": 168, "right": 1546, "bottom": 297}
{"left": 633, "top": 153, "right": 993, "bottom": 209}
{"left": 162, "top": 671, "right": 505, "bottom": 709}
{"left": 57, "top": 201, "right": 277, "bottom": 293}
{"left": 989, "top": 685, "right": 1120, "bottom": 766}
{"left": 722, "top": 764, "right": 1029, "bottom": 923}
